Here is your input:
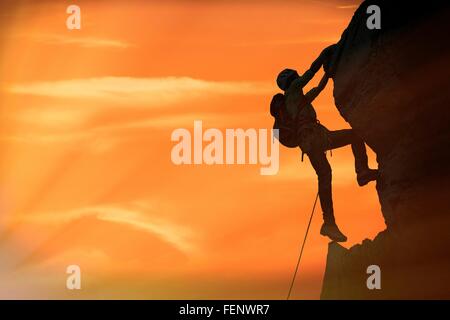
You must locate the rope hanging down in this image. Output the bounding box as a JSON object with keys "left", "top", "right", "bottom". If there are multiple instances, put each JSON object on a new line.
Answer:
{"left": 287, "top": 192, "right": 319, "bottom": 300}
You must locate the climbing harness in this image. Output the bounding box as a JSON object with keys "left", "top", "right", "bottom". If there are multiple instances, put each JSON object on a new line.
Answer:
{"left": 287, "top": 191, "right": 319, "bottom": 300}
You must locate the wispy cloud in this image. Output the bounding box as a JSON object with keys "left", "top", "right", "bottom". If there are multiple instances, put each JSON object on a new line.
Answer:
{"left": 234, "top": 37, "right": 340, "bottom": 47}
{"left": 18, "top": 202, "right": 197, "bottom": 254}
{"left": 4, "top": 77, "right": 271, "bottom": 149}
{"left": 337, "top": 5, "right": 359, "bottom": 9}
{"left": 16, "top": 106, "right": 91, "bottom": 129}
{"left": 23, "top": 33, "right": 133, "bottom": 49}
{"left": 8, "top": 77, "right": 273, "bottom": 105}
{"left": 308, "top": 0, "right": 360, "bottom": 9}
{"left": 1, "top": 112, "right": 257, "bottom": 150}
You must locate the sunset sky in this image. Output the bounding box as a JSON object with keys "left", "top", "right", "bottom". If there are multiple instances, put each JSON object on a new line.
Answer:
{"left": 0, "top": 0, "right": 385, "bottom": 299}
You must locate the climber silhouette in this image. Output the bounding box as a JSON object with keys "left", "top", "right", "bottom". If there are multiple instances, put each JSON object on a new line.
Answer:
{"left": 270, "top": 44, "right": 378, "bottom": 242}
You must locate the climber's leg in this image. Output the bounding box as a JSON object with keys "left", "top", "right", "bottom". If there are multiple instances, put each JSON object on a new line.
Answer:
{"left": 327, "top": 129, "right": 368, "bottom": 171}
{"left": 307, "top": 149, "right": 347, "bottom": 242}
{"left": 327, "top": 129, "right": 378, "bottom": 186}
{"left": 307, "top": 149, "right": 334, "bottom": 223}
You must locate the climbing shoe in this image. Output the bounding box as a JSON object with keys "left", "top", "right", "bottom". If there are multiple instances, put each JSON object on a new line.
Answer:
{"left": 357, "top": 169, "right": 378, "bottom": 186}
{"left": 320, "top": 222, "right": 348, "bottom": 242}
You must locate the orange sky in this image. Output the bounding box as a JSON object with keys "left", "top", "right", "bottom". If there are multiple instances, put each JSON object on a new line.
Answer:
{"left": 0, "top": 0, "right": 385, "bottom": 299}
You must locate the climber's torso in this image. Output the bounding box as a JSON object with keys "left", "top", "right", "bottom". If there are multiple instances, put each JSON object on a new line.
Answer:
{"left": 285, "top": 77, "right": 328, "bottom": 153}
{"left": 285, "top": 77, "right": 318, "bottom": 124}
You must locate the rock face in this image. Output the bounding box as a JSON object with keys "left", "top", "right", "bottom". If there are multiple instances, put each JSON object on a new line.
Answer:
{"left": 321, "top": 1, "right": 450, "bottom": 299}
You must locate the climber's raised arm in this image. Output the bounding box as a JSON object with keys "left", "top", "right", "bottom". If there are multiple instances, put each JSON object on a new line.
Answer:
{"left": 305, "top": 73, "right": 329, "bottom": 104}
{"left": 299, "top": 44, "right": 337, "bottom": 88}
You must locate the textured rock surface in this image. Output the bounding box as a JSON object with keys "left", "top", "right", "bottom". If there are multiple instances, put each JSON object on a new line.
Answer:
{"left": 321, "top": 0, "right": 450, "bottom": 299}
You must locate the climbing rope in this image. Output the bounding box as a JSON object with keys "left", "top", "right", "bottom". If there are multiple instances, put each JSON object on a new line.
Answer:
{"left": 287, "top": 191, "right": 319, "bottom": 300}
